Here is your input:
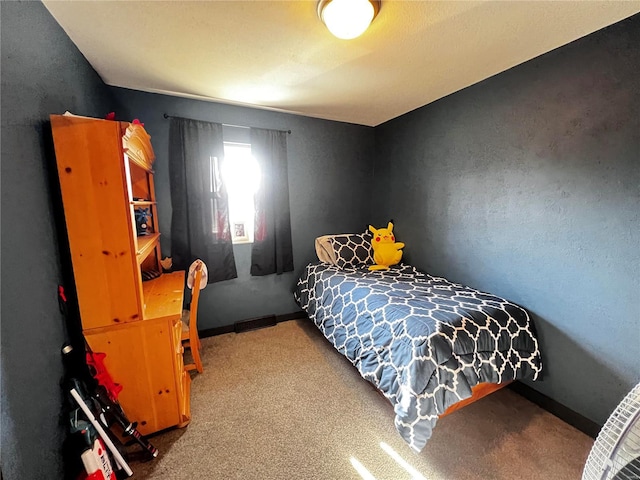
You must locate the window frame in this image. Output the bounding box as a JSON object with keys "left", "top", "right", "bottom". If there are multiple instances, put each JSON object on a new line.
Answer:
{"left": 219, "top": 141, "right": 259, "bottom": 245}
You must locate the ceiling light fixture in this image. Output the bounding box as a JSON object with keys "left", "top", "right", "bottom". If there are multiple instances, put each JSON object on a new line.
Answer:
{"left": 317, "top": 0, "right": 381, "bottom": 40}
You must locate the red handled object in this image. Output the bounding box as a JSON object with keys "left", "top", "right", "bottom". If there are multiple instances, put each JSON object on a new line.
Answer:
{"left": 86, "top": 351, "right": 123, "bottom": 403}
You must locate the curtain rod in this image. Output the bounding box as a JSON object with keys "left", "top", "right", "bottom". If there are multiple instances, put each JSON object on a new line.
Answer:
{"left": 163, "top": 113, "right": 291, "bottom": 134}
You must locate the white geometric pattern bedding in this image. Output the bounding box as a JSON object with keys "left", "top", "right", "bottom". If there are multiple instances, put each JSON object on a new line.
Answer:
{"left": 294, "top": 262, "right": 543, "bottom": 451}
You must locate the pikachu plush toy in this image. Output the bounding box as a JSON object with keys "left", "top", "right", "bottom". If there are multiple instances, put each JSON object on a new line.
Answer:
{"left": 368, "top": 222, "right": 405, "bottom": 271}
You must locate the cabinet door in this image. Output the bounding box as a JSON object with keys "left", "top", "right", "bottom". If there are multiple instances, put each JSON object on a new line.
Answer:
{"left": 172, "top": 318, "right": 191, "bottom": 426}
{"left": 85, "top": 320, "right": 181, "bottom": 434}
{"left": 50, "top": 115, "right": 141, "bottom": 330}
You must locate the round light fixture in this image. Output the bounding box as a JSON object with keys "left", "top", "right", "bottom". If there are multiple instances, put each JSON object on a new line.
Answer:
{"left": 317, "top": 0, "right": 381, "bottom": 40}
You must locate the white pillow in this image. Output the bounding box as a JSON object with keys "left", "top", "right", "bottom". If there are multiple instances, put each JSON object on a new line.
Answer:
{"left": 315, "top": 235, "right": 339, "bottom": 265}
{"left": 315, "top": 232, "right": 374, "bottom": 267}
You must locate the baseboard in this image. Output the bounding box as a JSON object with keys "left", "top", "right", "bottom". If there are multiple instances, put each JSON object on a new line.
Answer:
{"left": 509, "top": 381, "right": 601, "bottom": 438}
{"left": 199, "top": 311, "right": 307, "bottom": 338}
{"left": 199, "top": 324, "right": 234, "bottom": 338}
{"left": 234, "top": 314, "right": 277, "bottom": 333}
{"left": 275, "top": 311, "right": 307, "bottom": 322}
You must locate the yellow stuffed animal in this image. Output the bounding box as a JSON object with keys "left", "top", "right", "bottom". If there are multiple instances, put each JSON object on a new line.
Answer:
{"left": 368, "top": 222, "right": 404, "bottom": 271}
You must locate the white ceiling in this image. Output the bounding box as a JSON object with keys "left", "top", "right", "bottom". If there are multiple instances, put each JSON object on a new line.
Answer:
{"left": 43, "top": 1, "right": 640, "bottom": 127}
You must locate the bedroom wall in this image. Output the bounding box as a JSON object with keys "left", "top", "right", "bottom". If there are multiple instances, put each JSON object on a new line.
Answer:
{"left": 371, "top": 14, "right": 640, "bottom": 426}
{"left": 1, "top": 2, "right": 117, "bottom": 479}
{"left": 109, "top": 87, "right": 375, "bottom": 330}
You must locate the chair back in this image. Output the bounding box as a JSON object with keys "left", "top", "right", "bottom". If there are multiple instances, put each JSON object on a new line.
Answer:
{"left": 189, "top": 261, "right": 204, "bottom": 341}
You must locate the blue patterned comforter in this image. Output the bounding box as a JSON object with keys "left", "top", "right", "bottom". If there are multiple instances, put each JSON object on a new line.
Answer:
{"left": 294, "top": 262, "right": 542, "bottom": 451}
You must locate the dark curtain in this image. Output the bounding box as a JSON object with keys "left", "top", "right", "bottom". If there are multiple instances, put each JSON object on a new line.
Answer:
{"left": 250, "top": 128, "right": 294, "bottom": 276}
{"left": 169, "top": 117, "right": 237, "bottom": 283}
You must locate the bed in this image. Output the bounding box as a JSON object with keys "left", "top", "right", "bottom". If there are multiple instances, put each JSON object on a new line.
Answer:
{"left": 294, "top": 235, "right": 542, "bottom": 451}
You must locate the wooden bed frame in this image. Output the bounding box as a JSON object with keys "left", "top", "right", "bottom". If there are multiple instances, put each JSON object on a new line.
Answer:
{"left": 372, "top": 380, "right": 512, "bottom": 417}
{"left": 440, "top": 381, "right": 512, "bottom": 417}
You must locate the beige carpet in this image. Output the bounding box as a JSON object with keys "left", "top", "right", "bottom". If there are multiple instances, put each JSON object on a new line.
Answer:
{"left": 128, "top": 319, "right": 593, "bottom": 479}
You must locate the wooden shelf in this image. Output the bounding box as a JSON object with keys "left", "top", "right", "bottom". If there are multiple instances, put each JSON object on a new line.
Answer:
{"left": 136, "top": 233, "right": 160, "bottom": 262}
{"left": 131, "top": 200, "right": 156, "bottom": 207}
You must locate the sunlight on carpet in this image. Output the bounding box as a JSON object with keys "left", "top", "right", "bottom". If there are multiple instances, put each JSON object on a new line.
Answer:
{"left": 352, "top": 442, "right": 428, "bottom": 480}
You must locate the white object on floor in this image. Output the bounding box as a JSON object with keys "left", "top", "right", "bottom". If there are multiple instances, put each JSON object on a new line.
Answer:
{"left": 582, "top": 382, "right": 640, "bottom": 480}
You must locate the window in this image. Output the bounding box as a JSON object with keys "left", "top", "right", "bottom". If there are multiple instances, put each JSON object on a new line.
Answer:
{"left": 221, "top": 142, "right": 261, "bottom": 244}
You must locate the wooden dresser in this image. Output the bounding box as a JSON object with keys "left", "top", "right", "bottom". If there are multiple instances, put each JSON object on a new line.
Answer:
{"left": 51, "top": 114, "right": 190, "bottom": 434}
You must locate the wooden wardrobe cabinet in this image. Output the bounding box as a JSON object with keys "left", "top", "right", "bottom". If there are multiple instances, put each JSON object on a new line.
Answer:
{"left": 51, "top": 114, "right": 190, "bottom": 434}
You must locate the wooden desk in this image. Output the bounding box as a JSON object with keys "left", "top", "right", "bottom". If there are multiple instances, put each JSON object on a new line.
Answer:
{"left": 142, "top": 270, "right": 185, "bottom": 321}
{"left": 85, "top": 271, "right": 190, "bottom": 434}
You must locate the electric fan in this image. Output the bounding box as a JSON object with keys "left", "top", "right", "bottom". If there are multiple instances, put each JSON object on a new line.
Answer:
{"left": 583, "top": 382, "right": 640, "bottom": 480}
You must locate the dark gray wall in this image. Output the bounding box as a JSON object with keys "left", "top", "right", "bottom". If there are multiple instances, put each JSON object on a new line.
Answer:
{"left": 110, "top": 88, "right": 374, "bottom": 329}
{"left": 372, "top": 15, "right": 640, "bottom": 426}
{"left": 3, "top": 2, "right": 637, "bottom": 477}
{"left": 1, "top": 2, "right": 116, "bottom": 479}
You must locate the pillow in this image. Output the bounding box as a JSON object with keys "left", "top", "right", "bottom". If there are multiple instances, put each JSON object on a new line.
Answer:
{"left": 329, "top": 232, "right": 373, "bottom": 269}
{"left": 315, "top": 235, "right": 339, "bottom": 265}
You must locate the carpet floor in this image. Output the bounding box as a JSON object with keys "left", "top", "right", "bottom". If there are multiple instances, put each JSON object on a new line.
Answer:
{"left": 127, "top": 319, "right": 593, "bottom": 479}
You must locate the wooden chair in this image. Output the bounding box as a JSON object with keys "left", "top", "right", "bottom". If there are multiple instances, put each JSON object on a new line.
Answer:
{"left": 181, "top": 261, "right": 203, "bottom": 373}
